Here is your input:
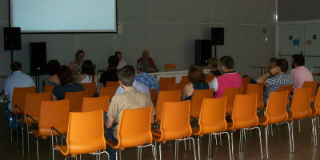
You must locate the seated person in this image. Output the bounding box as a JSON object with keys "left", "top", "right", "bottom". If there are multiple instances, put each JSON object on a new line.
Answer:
{"left": 114, "top": 65, "right": 150, "bottom": 96}
{"left": 69, "top": 50, "right": 85, "bottom": 74}
{"left": 209, "top": 56, "right": 242, "bottom": 98}
{"left": 135, "top": 70, "right": 159, "bottom": 91}
{"left": 207, "top": 57, "right": 221, "bottom": 76}
{"left": 43, "top": 60, "right": 60, "bottom": 86}
{"left": 105, "top": 65, "right": 155, "bottom": 160}
{"left": 52, "top": 66, "right": 84, "bottom": 100}
{"left": 265, "top": 57, "right": 277, "bottom": 73}
{"left": 290, "top": 54, "right": 313, "bottom": 88}
{"left": 99, "top": 56, "right": 119, "bottom": 87}
{"left": 257, "top": 59, "right": 293, "bottom": 103}
{"left": 77, "top": 60, "right": 98, "bottom": 84}
{"left": 182, "top": 65, "right": 209, "bottom": 100}
{"left": 137, "top": 50, "right": 158, "bottom": 73}
{"left": 115, "top": 51, "right": 127, "bottom": 69}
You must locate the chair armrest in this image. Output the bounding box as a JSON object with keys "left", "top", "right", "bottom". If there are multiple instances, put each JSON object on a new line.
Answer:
{"left": 51, "top": 127, "right": 65, "bottom": 138}
{"left": 15, "top": 104, "right": 24, "bottom": 114}
{"left": 26, "top": 114, "right": 38, "bottom": 124}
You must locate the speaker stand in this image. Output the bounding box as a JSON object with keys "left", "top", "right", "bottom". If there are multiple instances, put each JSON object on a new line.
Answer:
{"left": 214, "top": 45, "right": 217, "bottom": 58}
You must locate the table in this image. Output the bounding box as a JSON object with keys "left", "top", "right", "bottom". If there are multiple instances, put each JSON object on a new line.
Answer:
{"left": 149, "top": 68, "right": 211, "bottom": 83}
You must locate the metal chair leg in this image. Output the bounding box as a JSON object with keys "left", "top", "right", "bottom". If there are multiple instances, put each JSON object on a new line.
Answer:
{"left": 184, "top": 139, "right": 187, "bottom": 151}
{"left": 239, "top": 129, "right": 243, "bottom": 152}
{"left": 265, "top": 125, "right": 269, "bottom": 159}
{"left": 270, "top": 124, "right": 274, "bottom": 137}
{"left": 159, "top": 143, "right": 162, "bottom": 160}
{"left": 208, "top": 134, "right": 212, "bottom": 158}
{"left": 219, "top": 133, "right": 223, "bottom": 146}
{"left": 197, "top": 136, "right": 201, "bottom": 160}
{"left": 215, "top": 134, "right": 218, "bottom": 145}
{"left": 221, "top": 132, "right": 233, "bottom": 160}
{"left": 298, "top": 120, "right": 301, "bottom": 133}
{"left": 287, "top": 122, "right": 293, "bottom": 153}
{"left": 21, "top": 125, "right": 25, "bottom": 157}
{"left": 230, "top": 132, "right": 234, "bottom": 157}
{"left": 255, "top": 127, "right": 264, "bottom": 159}
{"left": 191, "top": 137, "right": 197, "bottom": 160}
{"left": 312, "top": 118, "right": 318, "bottom": 147}
{"left": 9, "top": 118, "right": 13, "bottom": 143}
{"left": 36, "top": 138, "right": 40, "bottom": 160}
{"left": 291, "top": 122, "right": 295, "bottom": 152}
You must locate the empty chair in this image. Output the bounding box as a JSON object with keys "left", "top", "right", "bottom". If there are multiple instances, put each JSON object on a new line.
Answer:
{"left": 155, "top": 90, "right": 181, "bottom": 122}
{"left": 81, "top": 96, "right": 110, "bottom": 112}
{"left": 192, "top": 97, "right": 232, "bottom": 160}
{"left": 152, "top": 101, "right": 197, "bottom": 160}
{"left": 55, "top": 110, "right": 108, "bottom": 159}
{"left": 65, "top": 91, "right": 88, "bottom": 112}
{"left": 190, "top": 89, "right": 214, "bottom": 118}
{"left": 29, "top": 100, "right": 70, "bottom": 160}
{"left": 99, "top": 86, "right": 118, "bottom": 100}
{"left": 302, "top": 81, "right": 318, "bottom": 102}
{"left": 105, "top": 81, "right": 119, "bottom": 87}
{"left": 242, "top": 77, "right": 251, "bottom": 93}
{"left": 228, "top": 94, "right": 264, "bottom": 159}
{"left": 259, "top": 91, "right": 291, "bottom": 158}
{"left": 223, "top": 87, "right": 243, "bottom": 114}
{"left": 165, "top": 64, "right": 176, "bottom": 70}
{"left": 81, "top": 82, "right": 97, "bottom": 97}
{"left": 106, "top": 106, "right": 156, "bottom": 160}
{"left": 246, "top": 84, "right": 264, "bottom": 109}
{"left": 159, "top": 77, "right": 176, "bottom": 91}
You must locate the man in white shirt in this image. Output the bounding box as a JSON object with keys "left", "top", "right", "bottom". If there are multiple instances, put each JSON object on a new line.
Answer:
{"left": 115, "top": 51, "right": 127, "bottom": 69}
{"left": 4, "top": 61, "right": 35, "bottom": 112}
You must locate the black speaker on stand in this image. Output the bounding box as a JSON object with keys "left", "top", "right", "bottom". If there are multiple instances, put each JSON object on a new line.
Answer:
{"left": 211, "top": 27, "right": 224, "bottom": 58}
{"left": 195, "top": 40, "right": 212, "bottom": 66}
{"left": 29, "top": 42, "right": 47, "bottom": 92}
{"left": 3, "top": 27, "right": 21, "bottom": 63}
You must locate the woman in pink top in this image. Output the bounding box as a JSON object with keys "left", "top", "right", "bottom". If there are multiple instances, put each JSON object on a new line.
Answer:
{"left": 208, "top": 56, "right": 242, "bottom": 97}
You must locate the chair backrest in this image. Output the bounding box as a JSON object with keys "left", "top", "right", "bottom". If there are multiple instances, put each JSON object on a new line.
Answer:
{"left": 81, "top": 96, "right": 110, "bottom": 112}
{"left": 291, "top": 88, "right": 312, "bottom": 119}
{"left": 105, "top": 81, "right": 119, "bottom": 87}
{"left": 190, "top": 89, "right": 214, "bottom": 118}
{"left": 165, "top": 64, "right": 176, "bottom": 70}
{"left": 179, "top": 76, "right": 190, "bottom": 88}
{"left": 277, "top": 84, "right": 293, "bottom": 98}
{"left": 39, "top": 100, "right": 70, "bottom": 137}
{"left": 302, "top": 81, "right": 318, "bottom": 102}
{"left": 265, "top": 91, "right": 289, "bottom": 124}
{"left": 160, "top": 101, "right": 191, "bottom": 141}
{"left": 12, "top": 87, "right": 36, "bottom": 113}
{"left": 231, "top": 94, "right": 258, "bottom": 129}
{"left": 99, "top": 86, "right": 118, "bottom": 99}
{"left": 67, "top": 110, "right": 106, "bottom": 154}
{"left": 198, "top": 97, "right": 227, "bottom": 135}
{"left": 205, "top": 74, "right": 215, "bottom": 82}
{"left": 242, "top": 77, "right": 251, "bottom": 93}
{"left": 81, "top": 82, "right": 97, "bottom": 97}
{"left": 65, "top": 91, "right": 88, "bottom": 112}
{"left": 24, "top": 92, "right": 51, "bottom": 123}
{"left": 314, "top": 86, "right": 320, "bottom": 116}
{"left": 159, "top": 77, "right": 176, "bottom": 91}
{"left": 43, "top": 85, "right": 54, "bottom": 93}
{"left": 149, "top": 89, "right": 157, "bottom": 104}
{"left": 223, "top": 87, "right": 243, "bottom": 114}
{"left": 117, "top": 106, "right": 152, "bottom": 149}
{"left": 166, "top": 83, "right": 182, "bottom": 91}
{"left": 245, "top": 84, "right": 264, "bottom": 109}
{"left": 155, "top": 90, "right": 181, "bottom": 122}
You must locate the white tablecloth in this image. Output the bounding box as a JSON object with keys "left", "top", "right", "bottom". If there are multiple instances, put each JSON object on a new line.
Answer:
{"left": 149, "top": 68, "right": 210, "bottom": 83}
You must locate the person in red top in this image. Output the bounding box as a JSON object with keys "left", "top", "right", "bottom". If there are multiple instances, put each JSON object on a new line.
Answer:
{"left": 137, "top": 50, "right": 158, "bottom": 73}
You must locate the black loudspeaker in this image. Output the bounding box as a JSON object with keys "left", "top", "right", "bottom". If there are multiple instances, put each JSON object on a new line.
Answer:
{"left": 29, "top": 42, "right": 47, "bottom": 74}
{"left": 195, "top": 40, "right": 212, "bottom": 66}
{"left": 4, "top": 27, "right": 21, "bottom": 50}
{"left": 211, "top": 27, "right": 224, "bottom": 45}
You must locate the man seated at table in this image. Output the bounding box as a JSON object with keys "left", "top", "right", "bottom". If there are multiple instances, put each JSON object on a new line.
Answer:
{"left": 115, "top": 51, "right": 127, "bottom": 69}
{"left": 208, "top": 56, "right": 242, "bottom": 98}
{"left": 69, "top": 50, "right": 85, "bottom": 74}
{"left": 257, "top": 59, "right": 293, "bottom": 103}
{"left": 290, "top": 54, "right": 313, "bottom": 88}
{"left": 137, "top": 50, "right": 158, "bottom": 73}
{"left": 105, "top": 65, "right": 155, "bottom": 160}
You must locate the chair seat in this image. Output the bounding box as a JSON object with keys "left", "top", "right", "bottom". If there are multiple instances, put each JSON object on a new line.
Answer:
{"left": 192, "top": 127, "right": 201, "bottom": 136}
{"left": 288, "top": 110, "right": 312, "bottom": 120}
{"left": 151, "top": 129, "right": 162, "bottom": 141}
{"left": 55, "top": 145, "right": 69, "bottom": 156}
{"left": 259, "top": 116, "right": 268, "bottom": 126}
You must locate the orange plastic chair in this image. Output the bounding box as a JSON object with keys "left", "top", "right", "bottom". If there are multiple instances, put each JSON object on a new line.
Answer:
{"left": 205, "top": 74, "right": 215, "bottom": 82}
{"left": 311, "top": 86, "right": 320, "bottom": 147}
{"left": 65, "top": 91, "right": 88, "bottom": 112}
{"left": 106, "top": 106, "right": 156, "bottom": 159}
{"left": 155, "top": 90, "right": 181, "bottom": 122}
{"left": 223, "top": 87, "right": 243, "bottom": 114}
{"left": 165, "top": 64, "right": 176, "bottom": 69}
{"left": 12, "top": 87, "right": 36, "bottom": 115}
{"left": 179, "top": 76, "right": 190, "bottom": 88}
{"left": 192, "top": 97, "right": 232, "bottom": 160}
{"left": 190, "top": 89, "right": 214, "bottom": 118}
{"left": 152, "top": 101, "right": 197, "bottom": 160}
{"left": 228, "top": 94, "right": 263, "bottom": 159}
{"left": 149, "top": 89, "right": 157, "bottom": 104}
{"left": 277, "top": 84, "right": 294, "bottom": 103}
{"left": 29, "top": 100, "right": 70, "bottom": 160}
{"left": 99, "top": 86, "right": 118, "bottom": 100}
{"left": 166, "top": 83, "right": 182, "bottom": 91}
{"left": 55, "top": 110, "right": 108, "bottom": 159}
{"left": 105, "top": 81, "right": 119, "bottom": 87}
{"left": 159, "top": 77, "right": 176, "bottom": 91}
{"left": 245, "top": 84, "right": 264, "bottom": 109}
{"left": 259, "top": 91, "right": 291, "bottom": 158}
{"left": 81, "top": 96, "right": 110, "bottom": 112}
{"left": 43, "top": 85, "right": 55, "bottom": 93}
{"left": 302, "top": 80, "right": 318, "bottom": 103}
{"left": 242, "top": 77, "right": 251, "bottom": 93}
{"left": 81, "top": 82, "right": 97, "bottom": 97}
{"left": 288, "top": 88, "right": 313, "bottom": 152}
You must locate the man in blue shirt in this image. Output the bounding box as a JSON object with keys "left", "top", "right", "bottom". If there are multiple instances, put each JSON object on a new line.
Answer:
{"left": 135, "top": 72, "right": 159, "bottom": 91}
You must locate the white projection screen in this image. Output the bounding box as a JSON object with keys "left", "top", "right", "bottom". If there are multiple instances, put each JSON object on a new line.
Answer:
{"left": 10, "top": 0, "right": 117, "bottom": 33}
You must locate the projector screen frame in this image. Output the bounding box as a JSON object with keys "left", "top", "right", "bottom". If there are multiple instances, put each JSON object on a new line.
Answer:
{"left": 8, "top": 0, "right": 118, "bottom": 34}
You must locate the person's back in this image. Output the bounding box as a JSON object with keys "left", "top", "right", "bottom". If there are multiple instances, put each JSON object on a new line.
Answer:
{"left": 135, "top": 72, "right": 159, "bottom": 90}
{"left": 215, "top": 72, "right": 242, "bottom": 97}
{"left": 290, "top": 54, "right": 313, "bottom": 88}
{"left": 99, "top": 56, "right": 119, "bottom": 86}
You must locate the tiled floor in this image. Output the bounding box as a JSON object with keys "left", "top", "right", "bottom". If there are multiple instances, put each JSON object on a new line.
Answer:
{"left": 1, "top": 105, "right": 320, "bottom": 160}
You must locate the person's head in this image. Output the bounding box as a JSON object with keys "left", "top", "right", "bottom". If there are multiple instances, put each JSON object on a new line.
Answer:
{"left": 47, "top": 60, "right": 60, "bottom": 76}
{"left": 142, "top": 50, "right": 150, "bottom": 59}
{"left": 81, "top": 60, "right": 96, "bottom": 76}
{"left": 208, "top": 57, "right": 219, "bottom": 69}
{"left": 108, "top": 56, "right": 119, "bottom": 69}
{"left": 269, "top": 57, "right": 277, "bottom": 68}
{"left": 291, "top": 54, "right": 305, "bottom": 68}
{"left": 276, "top": 59, "right": 289, "bottom": 73}
{"left": 115, "top": 51, "right": 122, "bottom": 60}
{"left": 57, "top": 65, "right": 73, "bottom": 85}
{"left": 219, "top": 56, "right": 234, "bottom": 72}
{"left": 75, "top": 50, "right": 85, "bottom": 62}
{"left": 10, "top": 61, "right": 22, "bottom": 72}
{"left": 117, "top": 65, "right": 135, "bottom": 87}
{"left": 188, "top": 65, "right": 205, "bottom": 84}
